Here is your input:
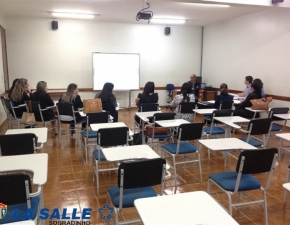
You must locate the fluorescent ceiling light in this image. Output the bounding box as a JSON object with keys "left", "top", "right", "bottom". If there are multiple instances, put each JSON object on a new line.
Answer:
{"left": 150, "top": 18, "right": 186, "bottom": 24}
{"left": 190, "top": 3, "right": 230, "bottom": 7}
{"left": 51, "top": 12, "right": 95, "bottom": 19}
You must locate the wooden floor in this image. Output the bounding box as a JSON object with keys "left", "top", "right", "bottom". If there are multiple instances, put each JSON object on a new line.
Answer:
{"left": 2, "top": 107, "right": 290, "bottom": 225}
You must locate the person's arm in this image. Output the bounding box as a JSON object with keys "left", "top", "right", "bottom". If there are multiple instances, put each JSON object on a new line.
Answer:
{"left": 135, "top": 93, "right": 142, "bottom": 107}
{"left": 213, "top": 95, "right": 220, "bottom": 109}
{"left": 154, "top": 93, "right": 159, "bottom": 103}
{"left": 45, "top": 93, "right": 54, "bottom": 107}
{"left": 75, "top": 95, "right": 83, "bottom": 109}
{"left": 170, "top": 95, "right": 179, "bottom": 108}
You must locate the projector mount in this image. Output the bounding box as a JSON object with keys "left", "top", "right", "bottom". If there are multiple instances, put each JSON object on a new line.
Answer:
{"left": 136, "top": 1, "right": 153, "bottom": 23}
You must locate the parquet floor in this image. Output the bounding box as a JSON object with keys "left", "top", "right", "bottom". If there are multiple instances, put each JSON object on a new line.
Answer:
{"left": 2, "top": 107, "right": 290, "bottom": 225}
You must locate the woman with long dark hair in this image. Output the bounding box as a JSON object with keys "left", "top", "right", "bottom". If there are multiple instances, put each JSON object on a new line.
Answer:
{"left": 96, "top": 82, "right": 118, "bottom": 122}
{"left": 8, "top": 78, "right": 19, "bottom": 99}
{"left": 170, "top": 82, "right": 195, "bottom": 122}
{"left": 234, "top": 82, "right": 262, "bottom": 118}
{"left": 213, "top": 83, "right": 234, "bottom": 109}
{"left": 135, "top": 81, "right": 158, "bottom": 109}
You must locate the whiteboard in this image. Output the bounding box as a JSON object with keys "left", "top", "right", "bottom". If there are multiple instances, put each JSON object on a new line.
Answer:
{"left": 92, "top": 52, "right": 140, "bottom": 90}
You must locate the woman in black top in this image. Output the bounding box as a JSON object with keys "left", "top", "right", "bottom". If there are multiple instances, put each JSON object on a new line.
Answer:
{"left": 213, "top": 83, "right": 234, "bottom": 109}
{"left": 59, "top": 83, "right": 86, "bottom": 133}
{"left": 10, "top": 78, "right": 30, "bottom": 117}
{"left": 135, "top": 81, "right": 158, "bottom": 109}
{"left": 234, "top": 82, "right": 262, "bottom": 118}
{"left": 31, "top": 81, "right": 58, "bottom": 134}
{"left": 96, "top": 82, "right": 118, "bottom": 122}
{"left": 8, "top": 78, "right": 19, "bottom": 99}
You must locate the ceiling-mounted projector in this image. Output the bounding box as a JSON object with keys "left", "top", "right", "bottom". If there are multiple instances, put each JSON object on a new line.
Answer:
{"left": 137, "top": 12, "right": 152, "bottom": 20}
{"left": 136, "top": 2, "right": 153, "bottom": 23}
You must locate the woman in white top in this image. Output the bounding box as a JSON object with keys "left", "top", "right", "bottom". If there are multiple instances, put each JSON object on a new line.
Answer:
{"left": 170, "top": 82, "right": 195, "bottom": 122}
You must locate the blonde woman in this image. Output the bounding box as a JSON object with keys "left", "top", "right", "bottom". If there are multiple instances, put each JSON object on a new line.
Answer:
{"left": 10, "top": 78, "right": 30, "bottom": 117}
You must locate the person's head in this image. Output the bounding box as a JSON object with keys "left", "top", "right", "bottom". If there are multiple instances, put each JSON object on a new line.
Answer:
{"left": 181, "top": 82, "right": 192, "bottom": 102}
{"left": 144, "top": 81, "right": 155, "bottom": 95}
{"left": 244, "top": 76, "right": 253, "bottom": 85}
{"left": 220, "top": 83, "right": 229, "bottom": 95}
{"left": 190, "top": 74, "right": 197, "bottom": 83}
{"left": 10, "top": 78, "right": 19, "bottom": 90}
{"left": 36, "top": 81, "right": 47, "bottom": 93}
{"left": 102, "top": 82, "right": 114, "bottom": 94}
{"left": 11, "top": 78, "right": 28, "bottom": 101}
{"left": 66, "top": 83, "right": 78, "bottom": 94}
{"left": 253, "top": 78, "right": 263, "bottom": 88}
{"left": 251, "top": 82, "right": 262, "bottom": 97}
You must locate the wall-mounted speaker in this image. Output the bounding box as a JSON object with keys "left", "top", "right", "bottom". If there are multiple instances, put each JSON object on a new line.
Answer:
{"left": 165, "top": 27, "right": 170, "bottom": 35}
{"left": 52, "top": 21, "right": 58, "bottom": 30}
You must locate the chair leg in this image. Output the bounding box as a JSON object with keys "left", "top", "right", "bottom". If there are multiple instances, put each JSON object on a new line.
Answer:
{"left": 263, "top": 191, "right": 268, "bottom": 225}
{"left": 198, "top": 152, "right": 202, "bottom": 182}
{"left": 172, "top": 155, "right": 177, "bottom": 187}
{"left": 284, "top": 189, "right": 288, "bottom": 202}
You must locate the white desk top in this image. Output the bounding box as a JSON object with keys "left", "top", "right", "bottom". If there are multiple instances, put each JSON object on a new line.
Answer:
{"left": 207, "top": 100, "right": 241, "bottom": 104}
{"left": 193, "top": 108, "right": 215, "bottom": 115}
{"left": 90, "top": 122, "right": 133, "bottom": 136}
{"left": 135, "top": 111, "right": 161, "bottom": 122}
{"left": 245, "top": 107, "right": 270, "bottom": 113}
{"left": 276, "top": 133, "right": 290, "bottom": 141}
{"left": 273, "top": 113, "right": 290, "bottom": 120}
{"left": 102, "top": 145, "right": 160, "bottom": 161}
{"left": 0, "top": 153, "right": 48, "bottom": 185}
{"left": 134, "top": 191, "right": 239, "bottom": 225}
{"left": 156, "top": 119, "right": 189, "bottom": 128}
{"left": 199, "top": 138, "right": 257, "bottom": 151}
{"left": 213, "top": 116, "right": 249, "bottom": 129}
{"left": 79, "top": 111, "right": 114, "bottom": 121}
{"left": 5, "top": 127, "right": 48, "bottom": 143}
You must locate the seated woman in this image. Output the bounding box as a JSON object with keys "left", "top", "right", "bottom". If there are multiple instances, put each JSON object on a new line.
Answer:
{"left": 170, "top": 82, "right": 195, "bottom": 122}
{"left": 10, "top": 78, "right": 31, "bottom": 118}
{"left": 31, "top": 81, "right": 58, "bottom": 135}
{"left": 59, "top": 83, "right": 86, "bottom": 134}
{"left": 213, "top": 83, "right": 234, "bottom": 109}
{"left": 253, "top": 78, "right": 265, "bottom": 97}
{"left": 95, "top": 82, "right": 118, "bottom": 122}
{"left": 234, "top": 82, "right": 262, "bottom": 118}
{"left": 135, "top": 81, "right": 158, "bottom": 109}
{"left": 8, "top": 78, "right": 19, "bottom": 99}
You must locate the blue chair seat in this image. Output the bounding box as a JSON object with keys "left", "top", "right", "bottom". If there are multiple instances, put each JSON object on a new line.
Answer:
{"left": 108, "top": 185, "right": 157, "bottom": 208}
{"left": 239, "top": 137, "right": 262, "bottom": 147}
{"left": 210, "top": 171, "right": 261, "bottom": 191}
{"left": 204, "top": 126, "right": 225, "bottom": 135}
{"left": 81, "top": 130, "right": 98, "bottom": 138}
{"left": 204, "top": 115, "right": 212, "bottom": 121}
{"left": 162, "top": 142, "right": 197, "bottom": 154}
{"left": 0, "top": 197, "right": 39, "bottom": 224}
{"left": 93, "top": 149, "right": 106, "bottom": 161}
{"left": 271, "top": 124, "right": 281, "bottom": 131}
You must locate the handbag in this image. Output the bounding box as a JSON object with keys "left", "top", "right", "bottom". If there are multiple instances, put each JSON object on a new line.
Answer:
{"left": 145, "top": 125, "right": 170, "bottom": 135}
{"left": 250, "top": 97, "right": 273, "bottom": 110}
{"left": 83, "top": 98, "right": 103, "bottom": 114}
{"left": 21, "top": 100, "right": 36, "bottom": 125}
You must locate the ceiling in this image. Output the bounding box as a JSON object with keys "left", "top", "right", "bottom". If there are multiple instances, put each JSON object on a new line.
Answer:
{"left": 0, "top": 0, "right": 289, "bottom": 26}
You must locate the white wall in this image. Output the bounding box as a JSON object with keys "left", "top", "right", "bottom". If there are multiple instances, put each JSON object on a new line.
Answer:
{"left": 202, "top": 7, "right": 290, "bottom": 99}
{"left": 4, "top": 18, "right": 202, "bottom": 107}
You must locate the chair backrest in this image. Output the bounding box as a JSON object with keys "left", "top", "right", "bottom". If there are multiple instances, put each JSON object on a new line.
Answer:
{"left": 56, "top": 102, "right": 74, "bottom": 116}
{"left": 0, "top": 133, "right": 37, "bottom": 155}
{"left": 177, "top": 123, "right": 204, "bottom": 141}
{"left": 87, "top": 111, "right": 109, "bottom": 125}
{"left": 30, "top": 101, "right": 42, "bottom": 122}
{"left": 118, "top": 158, "right": 166, "bottom": 189}
{"left": 236, "top": 148, "right": 278, "bottom": 174}
{"left": 211, "top": 109, "right": 233, "bottom": 124}
{"left": 219, "top": 100, "right": 234, "bottom": 110}
{"left": 98, "top": 127, "right": 128, "bottom": 146}
{"left": 166, "top": 84, "right": 175, "bottom": 96}
{"left": 0, "top": 173, "right": 32, "bottom": 205}
{"left": 3, "top": 98, "right": 13, "bottom": 112}
{"left": 178, "top": 102, "right": 196, "bottom": 113}
{"left": 140, "top": 103, "right": 159, "bottom": 112}
{"left": 247, "top": 118, "right": 273, "bottom": 135}
{"left": 153, "top": 112, "right": 176, "bottom": 122}
{"left": 1, "top": 96, "right": 10, "bottom": 115}
{"left": 268, "top": 107, "right": 289, "bottom": 120}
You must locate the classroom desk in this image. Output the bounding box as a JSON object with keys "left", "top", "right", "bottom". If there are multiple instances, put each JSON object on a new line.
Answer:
{"left": 134, "top": 191, "right": 239, "bottom": 225}
{"left": 199, "top": 138, "right": 256, "bottom": 166}
{"left": 5, "top": 127, "right": 48, "bottom": 153}
{"left": 245, "top": 107, "right": 269, "bottom": 118}
{"left": 213, "top": 116, "right": 250, "bottom": 137}
{"left": 155, "top": 119, "right": 189, "bottom": 128}
{"left": 0, "top": 153, "right": 48, "bottom": 212}
{"left": 192, "top": 108, "right": 215, "bottom": 122}
{"left": 273, "top": 113, "right": 290, "bottom": 131}
{"left": 276, "top": 133, "right": 290, "bottom": 160}
{"left": 135, "top": 111, "right": 161, "bottom": 144}
{"left": 90, "top": 122, "right": 133, "bottom": 136}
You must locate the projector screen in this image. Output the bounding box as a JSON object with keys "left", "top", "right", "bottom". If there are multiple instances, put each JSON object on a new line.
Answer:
{"left": 93, "top": 52, "right": 140, "bottom": 90}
